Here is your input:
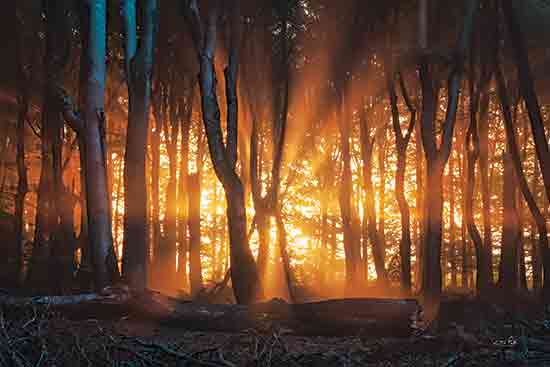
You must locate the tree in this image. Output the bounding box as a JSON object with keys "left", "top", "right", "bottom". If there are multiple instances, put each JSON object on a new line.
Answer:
{"left": 28, "top": 0, "right": 72, "bottom": 291}
{"left": 496, "top": 65, "right": 550, "bottom": 299}
{"left": 14, "top": 13, "right": 31, "bottom": 286}
{"left": 418, "top": 0, "right": 478, "bottom": 302}
{"left": 121, "top": 0, "right": 158, "bottom": 291}
{"left": 182, "top": 0, "right": 261, "bottom": 304}
{"left": 501, "top": 0, "right": 550, "bottom": 205}
{"left": 61, "top": 0, "right": 117, "bottom": 290}
{"left": 388, "top": 70, "right": 416, "bottom": 293}
{"left": 499, "top": 152, "right": 520, "bottom": 290}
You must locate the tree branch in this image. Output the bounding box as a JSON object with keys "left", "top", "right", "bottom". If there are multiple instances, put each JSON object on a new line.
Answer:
{"left": 58, "top": 88, "right": 85, "bottom": 134}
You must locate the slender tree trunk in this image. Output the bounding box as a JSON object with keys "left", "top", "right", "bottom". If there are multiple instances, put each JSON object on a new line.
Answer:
{"left": 377, "top": 125, "right": 387, "bottom": 263}
{"left": 414, "top": 115, "right": 424, "bottom": 290}
{"left": 183, "top": 2, "right": 261, "bottom": 303}
{"left": 30, "top": 0, "right": 70, "bottom": 290}
{"left": 360, "top": 105, "right": 387, "bottom": 285}
{"left": 177, "top": 97, "right": 192, "bottom": 290}
{"left": 419, "top": 0, "right": 478, "bottom": 302}
{"left": 57, "top": 0, "right": 119, "bottom": 290}
{"left": 275, "top": 211, "right": 295, "bottom": 302}
{"left": 532, "top": 162, "right": 543, "bottom": 292}
{"left": 338, "top": 96, "right": 360, "bottom": 289}
{"left": 15, "top": 21, "right": 30, "bottom": 285}
{"left": 449, "top": 153, "right": 458, "bottom": 288}
{"left": 122, "top": 0, "right": 157, "bottom": 291}
{"left": 501, "top": 0, "right": 550, "bottom": 204}
{"left": 388, "top": 72, "right": 416, "bottom": 293}
{"left": 496, "top": 66, "right": 550, "bottom": 299}
{"left": 150, "top": 90, "right": 162, "bottom": 287}
{"left": 460, "top": 149, "right": 469, "bottom": 289}
{"left": 499, "top": 153, "right": 519, "bottom": 291}
{"left": 188, "top": 173, "right": 203, "bottom": 297}
{"left": 465, "top": 63, "right": 491, "bottom": 295}
{"left": 479, "top": 90, "right": 493, "bottom": 286}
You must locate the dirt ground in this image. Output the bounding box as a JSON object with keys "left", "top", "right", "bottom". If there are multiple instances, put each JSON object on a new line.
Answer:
{"left": 1, "top": 296, "right": 550, "bottom": 367}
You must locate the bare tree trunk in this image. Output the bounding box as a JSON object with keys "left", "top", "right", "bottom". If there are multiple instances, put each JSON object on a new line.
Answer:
{"left": 360, "top": 104, "right": 387, "bottom": 285}
{"left": 532, "top": 162, "right": 543, "bottom": 292}
{"left": 183, "top": 1, "right": 261, "bottom": 304}
{"left": 177, "top": 95, "right": 192, "bottom": 290}
{"left": 188, "top": 173, "right": 203, "bottom": 297}
{"left": 465, "top": 57, "right": 492, "bottom": 295}
{"left": 275, "top": 211, "right": 295, "bottom": 302}
{"left": 30, "top": 0, "right": 70, "bottom": 290}
{"left": 449, "top": 152, "right": 458, "bottom": 288}
{"left": 388, "top": 71, "right": 416, "bottom": 293}
{"left": 61, "top": 0, "right": 118, "bottom": 290}
{"left": 419, "top": 0, "right": 478, "bottom": 303}
{"left": 501, "top": 0, "right": 550, "bottom": 204}
{"left": 377, "top": 124, "right": 388, "bottom": 264}
{"left": 150, "top": 86, "right": 163, "bottom": 287}
{"left": 460, "top": 150, "right": 469, "bottom": 289}
{"left": 122, "top": 0, "right": 157, "bottom": 291}
{"left": 414, "top": 113, "right": 424, "bottom": 290}
{"left": 499, "top": 153, "right": 519, "bottom": 291}
{"left": 14, "top": 20, "right": 30, "bottom": 286}
{"left": 496, "top": 66, "right": 550, "bottom": 299}
{"left": 338, "top": 96, "right": 360, "bottom": 289}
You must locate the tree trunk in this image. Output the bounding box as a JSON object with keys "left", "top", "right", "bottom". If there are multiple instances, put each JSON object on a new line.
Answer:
{"left": 188, "top": 173, "right": 203, "bottom": 297}
{"left": 54, "top": 0, "right": 120, "bottom": 290}
{"left": 29, "top": 0, "right": 70, "bottom": 291}
{"left": 414, "top": 113, "right": 424, "bottom": 290}
{"left": 122, "top": 0, "right": 157, "bottom": 291}
{"left": 178, "top": 96, "right": 192, "bottom": 290}
{"left": 377, "top": 124, "right": 388, "bottom": 264}
{"left": 449, "top": 152, "right": 458, "bottom": 288}
{"left": 338, "top": 97, "right": 360, "bottom": 289}
{"left": 14, "top": 20, "right": 30, "bottom": 286}
{"left": 360, "top": 105, "right": 387, "bottom": 285}
{"left": 184, "top": 1, "right": 261, "bottom": 304}
{"left": 501, "top": 0, "right": 550, "bottom": 204}
{"left": 150, "top": 89, "right": 162, "bottom": 288}
{"left": 388, "top": 73, "right": 415, "bottom": 293}
{"left": 162, "top": 86, "right": 180, "bottom": 289}
{"left": 499, "top": 153, "right": 519, "bottom": 291}
{"left": 418, "top": 0, "right": 478, "bottom": 302}
{"left": 532, "top": 162, "right": 543, "bottom": 292}
{"left": 465, "top": 62, "right": 491, "bottom": 295}
{"left": 496, "top": 66, "right": 550, "bottom": 299}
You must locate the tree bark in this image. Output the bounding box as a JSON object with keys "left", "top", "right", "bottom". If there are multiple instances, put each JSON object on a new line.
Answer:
{"left": 150, "top": 83, "right": 163, "bottom": 288}
{"left": 29, "top": 0, "right": 70, "bottom": 291}
{"left": 464, "top": 56, "right": 492, "bottom": 295}
{"left": 419, "top": 0, "right": 478, "bottom": 302}
{"left": 360, "top": 104, "right": 387, "bottom": 285}
{"left": 499, "top": 153, "right": 519, "bottom": 291}
{"left": 177, "top": 92, "right": 193, "bottom": 290}
{"left": 162, "top": 82, "right": 180, "bottom": 289}
{"left": 188, "top": 173, "right": 203, "bottom": 297}
{"left": 122, "top": 0, "right": 157, "bottom": 291}
{"left": 14, "top": 19, "right": 30, "bottom": 286}
{"left": 388, "top": 71, "right": 416, "bottom": 293}
{"left": 496, "top": 66, "right": 550, "bottom": 299}
{"left": 338, "top": 96, "right": 360, "bottom": 289}
{"left": 501, "top": 0, "right": 550, "bottom": 205}
{"left": 183, "top": 1, "right": 261, "bottom": 304}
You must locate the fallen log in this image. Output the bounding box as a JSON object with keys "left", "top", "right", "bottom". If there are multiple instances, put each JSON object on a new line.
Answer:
{"left": 130, "top": 293, "right": 421, "bottom": 337}
{"left": 0, "top": 290, "right": 421, "bottom": 337}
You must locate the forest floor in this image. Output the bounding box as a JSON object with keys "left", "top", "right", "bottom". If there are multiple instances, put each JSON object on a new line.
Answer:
{"left": 1, "top": 293, "right": 550, "bottom": 367}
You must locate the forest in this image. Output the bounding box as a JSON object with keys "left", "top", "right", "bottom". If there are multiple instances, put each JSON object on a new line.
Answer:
{"left": 3, "top": 0, "right": 550, "bottom": 365}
